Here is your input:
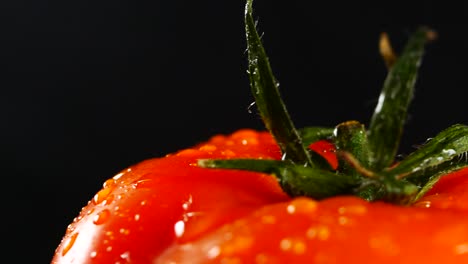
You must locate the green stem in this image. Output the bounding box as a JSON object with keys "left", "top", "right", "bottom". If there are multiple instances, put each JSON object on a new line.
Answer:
{"left": 199, "top": 158, "right": 358, "bottom": 199}
{"left": 245, "top": 0, "right": 313, "bottom": 166}
{"left": 197, "top": 2, "right": 467, "bottom": 205}
{"left": 368, "top": 27, "right": 435, "bottom": 170}
{"left": 333, "top": 121, "right": 371, "bottom": 178}
{"left": 388, "top": 124, "right": 468, "bottom": 177}
{"left": 299, "top": 126, "right": 334, "bottom": 147}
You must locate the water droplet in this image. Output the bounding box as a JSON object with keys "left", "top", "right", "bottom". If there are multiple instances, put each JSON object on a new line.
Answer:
{"left": 374, "top": 93, "right": 385, "bottom": 114}
{"left": 306, "top": 226, "right": 330, "bottom": 241}
{"left": 113, "top": 172, "right": 125, "bottom": 180}
{"left": 443, "top": 149, "right": 456, "bottom": 157}
{"left": 120, "top": 251, "right": 130, "bottom": 261}
{"left": 73, "top": 215, "right": 83, "bottom": 223}
{"left": 207, "top": 246, "right": 221, "bottom": 259}
{"left": 182, "top": 195, "right": 193, "bottom": 210}
{"left": 106, "top": 246, "right": 113, "bottom": 252}
{"left": 93, "top": 209, "right": 111, "bottom": 225}
{"left": 103, "top": 178, "right": 116, "bottom": 188}
{"left": 281, "top": 153, "right": 287, "bottom": 161}
{"left": 102, "top": 194, "right": 114, "bottom": 206}
{"left": 61, "top": 232, "right": 79, "bottom": 256}
{"left": 290, "top": 198, "right": 318, "bottom": 214}
{"left": 174, "top": 220, "right": 185, "bottom": 238}
{"left": 93, "top": 188, "right": 112, "bottom": 205}
{"left": 133, "top": 179, "right": 153, "bottom": 189}
{"left": 454, "top": 243, "right": 468, "bottom": 255}
{"left": 184, "top": 211, "right": 202, "bottom": 219}
{"left": 306, "top": 228, "right": 317, "bottom": 239}
{"left": 414, "top": 201, "right": 431, "bottom": 208}
{"left": 247, "top": 101, "right": 256, "bottom": 114}
{"left": 119, "top": 228, "right": 130, "bottom": 235}
{"left": 90, "top": 251, "right": 97, "bottom": 258}
{"left": 134, "top": 214, "right": 140, "bottom": 221}
{"left": 286, "top": 204, "right": 296, "bottom": 214}
{"left": 280, "top": 238, "right": 292, "bottom": 251}
{"left": 66, "top": 224, "right": 75, "bottom": 234}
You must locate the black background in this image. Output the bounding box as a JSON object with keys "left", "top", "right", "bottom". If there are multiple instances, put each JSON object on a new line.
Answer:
{"left": 2, "top": 1, "right": 467, "bottom": 263}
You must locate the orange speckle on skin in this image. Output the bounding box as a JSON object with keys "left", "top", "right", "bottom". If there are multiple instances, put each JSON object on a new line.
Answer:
{"left": 221, "top": 150, "right": 236, "bottom": 157}
{"left": 176, "top": 149, "right": 203, "bottom": 157}
{"left": 261, "top": 215, "right": 276, "bottom": 224}
{"left": 434, "top": 224, "right": 468, "bottom": 245}
{"left": 220, "top": 257, "right": 242, "bottom": 264}
{"left": 255, "top": 253, "right": 279, "bottom": 264}
{"left": 231, "top": 129, "right": 259, "bottom": 139}
{"left": 231, "top": 129, "right": 260, "bottom": 146}
{"left": 369, "top": 234, "right": 400, "bottom": 256}
{"left": 119, "top": 228, "right": 130, "bottom": 235}
{"left": 454, "top": 244, "right": 468, "bottom": 255}
{"left": 293, "top": 240, "right": 307, "bottom": 255}
{"left": 316, "top": 226, "right": 330, "bottom": 240}
{"left": 337, "top": 204, "right": 367, "bottom": 216}
{"left": 199, "top": 144, "right": 217, "bottom": 152}
{"left": 338, "top": 216, "right": 350, "bottom": 226}
{"left": 210, "top": 135, "right": 227, "bottom": 144}
{"left": 222, "top": 236, "right": 254, "bottom": 255}
{"left": 290, "top": 198, "right": 318, "bottom": 214}
{"left": 279, "top": 238, "right": 307, "bottom": 255}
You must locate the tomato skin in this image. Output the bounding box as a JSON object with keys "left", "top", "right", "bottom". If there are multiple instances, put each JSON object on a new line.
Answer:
{"left": 157, "top": 196, "right": 468, "bottom": 264}
{"left": 415, "top": 168, "right": 468, "bottom": 211}
{"left": 309, "top": 140, "right": 338, "bottom": 170}
{"left": 52, "top": 130, "right": 289, "bottom": 263}
{"left": 52, "top": 130, "right": 468, "bottom": 264}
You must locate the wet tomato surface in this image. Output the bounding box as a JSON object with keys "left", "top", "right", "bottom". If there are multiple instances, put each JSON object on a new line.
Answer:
{"left": 52, "top": 130, "right": 468, "bottom": 263}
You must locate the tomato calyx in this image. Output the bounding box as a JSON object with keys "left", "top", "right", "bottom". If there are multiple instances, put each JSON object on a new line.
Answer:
{"left": 199, "top": 0, "right": 468, "bottom": 205}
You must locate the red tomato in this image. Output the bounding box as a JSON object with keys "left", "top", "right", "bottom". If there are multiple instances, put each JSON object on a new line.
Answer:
{"left": 51, "top": 129, "right": 468, "bottom": 263}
